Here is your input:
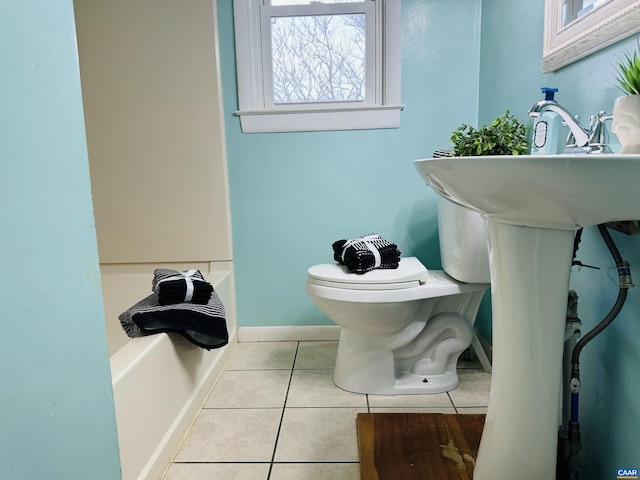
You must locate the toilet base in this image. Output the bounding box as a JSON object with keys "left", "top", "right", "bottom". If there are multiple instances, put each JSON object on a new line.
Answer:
{"left": 332, "top": 325, "right": 467, "bottom": 396}
{"left": 334, "top": 370, "right": 459, "bottom": 395}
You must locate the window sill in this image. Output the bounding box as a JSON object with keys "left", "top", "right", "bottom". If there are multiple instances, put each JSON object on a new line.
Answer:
{"left": 235, "top": 104, "right": 404, "bottom": 133}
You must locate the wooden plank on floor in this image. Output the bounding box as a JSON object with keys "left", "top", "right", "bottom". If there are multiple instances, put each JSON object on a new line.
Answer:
{"left": 356, "top": 413, "right": 485, "bottom": 480}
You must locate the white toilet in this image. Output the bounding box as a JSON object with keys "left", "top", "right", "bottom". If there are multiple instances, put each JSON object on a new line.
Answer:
{"left": 305, "top": 198, "right": 491, "bottom": 395}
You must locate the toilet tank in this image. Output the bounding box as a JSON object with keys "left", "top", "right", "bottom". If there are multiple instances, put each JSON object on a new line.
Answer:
{"left": 437, "top": 197, "right": 490, "bottom": 283}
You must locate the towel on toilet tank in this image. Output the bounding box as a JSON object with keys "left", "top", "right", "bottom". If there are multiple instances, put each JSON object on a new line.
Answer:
{"left": 152, "top": 268, "right": 213, "bottom": 305}
{"left": 332, "top": 233, "right": 401, "bottom": 274}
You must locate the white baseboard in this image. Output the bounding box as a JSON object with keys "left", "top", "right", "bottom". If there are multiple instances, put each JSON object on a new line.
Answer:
{"left": 238, "top": 325, "right": 341, "bottom": 342}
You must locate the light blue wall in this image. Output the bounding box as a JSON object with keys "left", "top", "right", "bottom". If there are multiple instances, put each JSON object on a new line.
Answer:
{"left": 0, "top": 1, "right": 121, "bottom": 479}
{"left": 480, "top": 0, "right": 640, "bottom": 477}
{"left": 218, "top": 0, "right": 484, "bottom": 327}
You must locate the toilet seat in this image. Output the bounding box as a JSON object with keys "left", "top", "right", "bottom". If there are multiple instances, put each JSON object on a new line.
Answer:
{"left": 307, "top": 257, "right": 429, "bottom": 291}
{"left": 307, "top": 257, "right": 488, "bottom": 304}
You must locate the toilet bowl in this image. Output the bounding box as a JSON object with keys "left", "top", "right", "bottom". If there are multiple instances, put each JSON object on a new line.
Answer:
{"left": 305, "top": 198, "right": 491, "bottom": 395}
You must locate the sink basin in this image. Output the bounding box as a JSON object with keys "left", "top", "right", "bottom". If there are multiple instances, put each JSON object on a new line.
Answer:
{"left": 415, "top": 154, "right": 640, "bottom": 229}
{"left": 414, "top": 154, "right": 640, "bottom": 480}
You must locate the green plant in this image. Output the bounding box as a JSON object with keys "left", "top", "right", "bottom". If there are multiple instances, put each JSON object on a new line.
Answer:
{"left": 449, "top": 110, "right": 529, "bottom": 156}
{"left": 613, "top": 37, "right": 640, "bottom": 95}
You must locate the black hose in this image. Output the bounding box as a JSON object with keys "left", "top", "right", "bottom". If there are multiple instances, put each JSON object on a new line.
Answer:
{"left": 570, "top": 225, "right": 629, "bottom": 367}
{"left": 571, "top": 289, "right": 628, "bottom": 366}
{"left": 563, "top": 224, "right": 632, "bottom": 480}
{"left": 598, "top": 223, "right": 624, "bottom": 264}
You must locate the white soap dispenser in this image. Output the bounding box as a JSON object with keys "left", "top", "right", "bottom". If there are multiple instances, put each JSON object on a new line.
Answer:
{"left": 531, "top": 87, "right": 562, "bottom": 155}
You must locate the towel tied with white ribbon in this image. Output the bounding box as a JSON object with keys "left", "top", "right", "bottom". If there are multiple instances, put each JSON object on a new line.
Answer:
{"left": 152, "top": 269, "right": 214, "bottom": 305}
{"left": 119, "top": 268, "right": 227, "bottom": 350}
{"left": 332, "top": 233, "right": 401, "bottom": 274}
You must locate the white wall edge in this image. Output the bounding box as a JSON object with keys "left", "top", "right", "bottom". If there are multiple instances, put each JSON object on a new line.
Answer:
{"left": 238, "top": 325, "right": 341, "bottom": 342}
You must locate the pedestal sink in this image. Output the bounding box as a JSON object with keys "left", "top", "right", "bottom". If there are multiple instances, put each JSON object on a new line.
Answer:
{"left": 414, "top": 154, "right": 640, "bottom": 480}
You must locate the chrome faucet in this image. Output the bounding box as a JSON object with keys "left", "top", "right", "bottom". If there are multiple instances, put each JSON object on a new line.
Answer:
{"left": 528, "top": 101, "right": 613, "bottom": 154}
{"left": 529, "top": 100, "right": 590, "bottom": 150}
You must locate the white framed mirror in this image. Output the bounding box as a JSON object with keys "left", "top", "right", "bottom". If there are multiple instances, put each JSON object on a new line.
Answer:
{"left": 543, "top": 0, "right": 640, "bottom": 72}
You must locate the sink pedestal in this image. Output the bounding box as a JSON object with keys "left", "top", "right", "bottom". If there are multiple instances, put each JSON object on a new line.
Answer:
{"left": 473, "top": 221, "right": 575, "bottom": 480}
{"left": 414, "top": 153, "right": 640, "bottom": 478}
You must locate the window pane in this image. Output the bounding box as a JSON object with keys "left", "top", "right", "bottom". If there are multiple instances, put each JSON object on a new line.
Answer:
{"left": 270, "top": 13, "right": 366, "bottom": 104}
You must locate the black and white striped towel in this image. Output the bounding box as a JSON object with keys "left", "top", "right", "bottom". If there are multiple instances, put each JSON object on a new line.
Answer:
{"left": 119, "top": 288, "right": 227, "bottom": 350}
{"left": 332, "top": 233, "right": 401, "bottom": 274}
{"left": 152, "top": 268, "right": 213, "bottom": 305}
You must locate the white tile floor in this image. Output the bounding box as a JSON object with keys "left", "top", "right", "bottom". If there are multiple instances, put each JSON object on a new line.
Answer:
{"left": 163, "top": 341, "right": 491, "bottom": 480}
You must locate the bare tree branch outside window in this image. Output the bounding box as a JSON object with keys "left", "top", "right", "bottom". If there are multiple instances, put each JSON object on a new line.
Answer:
{"left": 270, "top": 11, "right": 366, "bottom": 104}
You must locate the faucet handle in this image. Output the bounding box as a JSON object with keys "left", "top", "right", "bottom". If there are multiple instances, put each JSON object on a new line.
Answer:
{"left": 588, "top": 111, "right": 613, "bottom": 153}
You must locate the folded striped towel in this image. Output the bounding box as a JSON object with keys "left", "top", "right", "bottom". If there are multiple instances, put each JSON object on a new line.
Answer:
{"left": 119, "top": 288, "right": 227, "bottom": 350}
{"left": 152, "top": 269, "right": 213, "bottom": 305}
{"left": 332, "top": 233, "right": 401, "bottom": 274}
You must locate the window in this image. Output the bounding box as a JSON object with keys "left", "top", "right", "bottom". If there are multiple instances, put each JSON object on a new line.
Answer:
{"left": 233, "top": 0, "right": 402, "bottom": 133}
{"left": 562, "top": 0, "right": 610, "bottom": 25}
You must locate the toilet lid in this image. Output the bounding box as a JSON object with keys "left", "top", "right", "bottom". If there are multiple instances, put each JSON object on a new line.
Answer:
{"left": 307, "top": 257, "right": 429, "bottom": 290}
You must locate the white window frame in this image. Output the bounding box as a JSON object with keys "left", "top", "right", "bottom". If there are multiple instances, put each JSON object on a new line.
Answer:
{"left": 233, "top": 0, "right": 403, "bottom": 133}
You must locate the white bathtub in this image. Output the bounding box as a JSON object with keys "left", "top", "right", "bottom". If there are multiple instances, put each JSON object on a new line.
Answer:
{"left": 101, "top": 264, "right": 237, "bottom": 480}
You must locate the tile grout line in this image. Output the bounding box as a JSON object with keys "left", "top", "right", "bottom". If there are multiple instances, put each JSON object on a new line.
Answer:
{"left": 167, "top": 343, "right": 487, "bottom": 477}
{"left": 266, "top": 341, "right": 300, "bottom": 480}
{"left": 447, "top": 391, "right": 459, "bottom": 414}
